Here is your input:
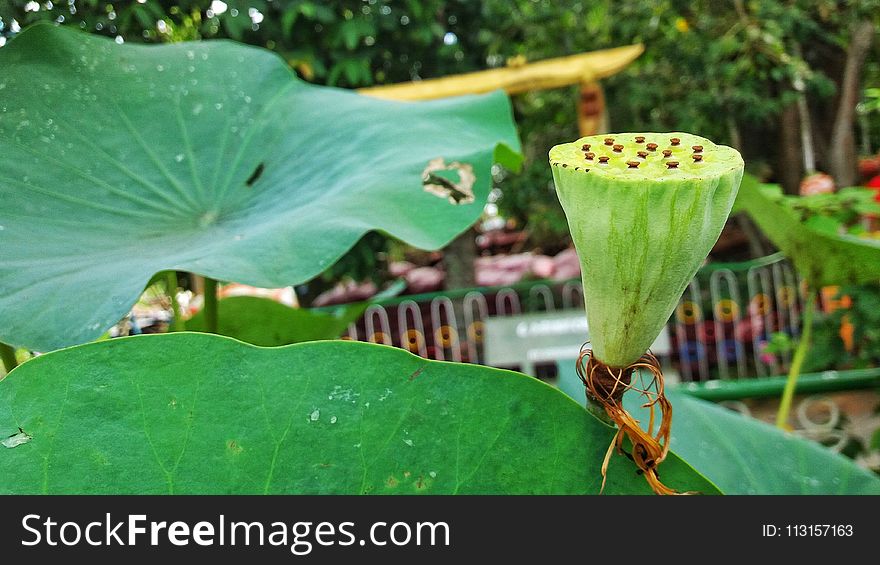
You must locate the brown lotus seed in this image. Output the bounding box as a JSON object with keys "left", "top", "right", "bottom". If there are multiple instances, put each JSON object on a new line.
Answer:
{"left": 670, "top": 137, "right": 681, "bottom": 145}
{"left": 604, "top": 138, "right": 614, "bottom": 146}
{"left": 582, "top": 144, "right": 591, "bottom": 151}
{"left": 646, "top": 143, "right": 658, "bottom": 151}
{"left": 692, "top": 154, "right": 703, "bottom": 162}
{"left": 613, "top": 144, "right": 624, "bottom": 152}
{"left": 598, "top": 156, "right": 610, "bottom": 163}
{"left": 626, "top": 160, "right": 640, "bottom": 168}
{"left": 692, "top": 145, "right": 703, "bottom": 153}
{"left": 635, "top": 136, "right": 645, "bottom": 143}
{"left": 637, "top": 151, "right": 648, "bottom": 158}
{"left": 662, "top": 149, "right": 673, "bottom": 157}
{"left": 585, "top": 152, "right": 595, "bottom": 160}
{"left": 666, "top": 161, "right": 679, "bottom": 168}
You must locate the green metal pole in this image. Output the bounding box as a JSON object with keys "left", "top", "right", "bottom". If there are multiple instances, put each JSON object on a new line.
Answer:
{"left": 203, "top": 277, "right": 218, "bottom": 334}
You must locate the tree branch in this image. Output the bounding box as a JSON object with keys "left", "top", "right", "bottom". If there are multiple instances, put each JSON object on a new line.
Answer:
{"left": 829, "top": 21, "right": 875, "bottom": 187}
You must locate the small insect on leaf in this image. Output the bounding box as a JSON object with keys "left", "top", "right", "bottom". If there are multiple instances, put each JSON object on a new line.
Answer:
{"left": 245, "top": 163, "right": 265, "bottom": 187}
{"left": 2, "top": 428, "right": 32, "bottom": 449}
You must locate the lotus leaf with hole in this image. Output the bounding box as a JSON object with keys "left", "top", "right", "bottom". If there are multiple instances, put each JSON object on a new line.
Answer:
{"left": 0, "top": 24, "right": 520, "bottom": 352}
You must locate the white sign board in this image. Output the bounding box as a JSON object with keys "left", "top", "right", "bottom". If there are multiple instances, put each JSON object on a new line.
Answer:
{"left": 483, "top": 310, "right": 671, "bottom": 376}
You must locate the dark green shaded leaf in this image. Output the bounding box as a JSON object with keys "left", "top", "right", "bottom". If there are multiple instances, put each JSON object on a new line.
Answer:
{"left": 735, "top": 176, "right": 880, "bottom": 286}
{"left": 185, "top": 296, "right": 365, "bottom": 346}
{"left": 0, "top": 335, "right": 717, "bottom": 494}
{"left": 623, "top": 390, "right": 880, "bottom": 494}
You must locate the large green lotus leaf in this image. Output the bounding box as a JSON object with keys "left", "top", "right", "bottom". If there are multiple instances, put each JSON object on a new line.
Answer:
{"left": 185, "top": 296, "right": 366, "bottom": 346}
{"left": 0, "top": 24, "right": 521, "bottom": 352}
{"left": 0, "top": 335, "right": 718, "bottom": 494}
{"left": 623, "top": 390, "right": 880, "bottom": 494}
{"left": 734, "top": 176, "right": 880, "bottom": 286}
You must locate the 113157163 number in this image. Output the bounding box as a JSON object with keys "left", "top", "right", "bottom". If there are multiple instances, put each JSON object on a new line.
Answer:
{"left": 763, "top": 524, "right": 854, "bottom": 537}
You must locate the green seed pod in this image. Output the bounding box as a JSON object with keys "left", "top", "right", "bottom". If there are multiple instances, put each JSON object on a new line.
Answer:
{"left": 550, "top": 132, "right": 743, "bottom": 367}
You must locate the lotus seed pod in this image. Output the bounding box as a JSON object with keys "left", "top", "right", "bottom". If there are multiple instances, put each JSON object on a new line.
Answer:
{"left": 550, "top": 132, "right": 743, "bottom": 367}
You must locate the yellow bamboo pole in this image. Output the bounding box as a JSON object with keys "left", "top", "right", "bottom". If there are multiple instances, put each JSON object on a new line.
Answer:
{"left": 357, "top": 44, "right": 644, "bottom": 101}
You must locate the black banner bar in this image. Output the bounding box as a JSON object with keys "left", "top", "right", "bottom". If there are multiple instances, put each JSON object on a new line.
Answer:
{"left": 0, "top": 496, "right": 872, "bottom": 562}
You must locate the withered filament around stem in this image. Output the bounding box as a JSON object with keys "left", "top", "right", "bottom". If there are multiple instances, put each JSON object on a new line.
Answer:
{"left": 576, "top": 343, "right": 692, "bottom": 495}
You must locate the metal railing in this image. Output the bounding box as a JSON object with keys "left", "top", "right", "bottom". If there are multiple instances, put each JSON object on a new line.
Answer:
{"left": 342, "top": 253, "right": 879, "bottom": 397}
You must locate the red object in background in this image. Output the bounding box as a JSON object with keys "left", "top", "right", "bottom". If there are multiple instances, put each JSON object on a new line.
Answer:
{"left": 531, "top": 255, "right": 555, "bottom": 279}
{"left": 734, "top": 314, "right": 764, "bottom": 342}
{"left": 867, "top": 175, "right": 880, "bottom": 203}
{"left": 475, "top": 254, "right": 536, "bottom": 287}
{"left": 405, "top": 266, "right": 445, "bottom": 294}
{"left": 859, "top": 155, "right": 880, "bottom": 180}
{"left": 388, "top": 261, "right": 416, "bottom": 278}
{"left": 476, "top": 229, "right": 526, "bottom": 250}
{"left": 799, "top": 172, "right": 835, "bottom": 196}
{"left": 551, "top": 248, "right": 581, "bottom": 280}
{"left": 312, "top": 280, "right": 378, "bottom": 307}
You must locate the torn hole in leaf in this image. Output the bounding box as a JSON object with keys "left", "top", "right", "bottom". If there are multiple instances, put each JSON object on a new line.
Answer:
{"left": 2, "top": 428, "right": 32, "bottom": 449}
{"left": 422, "top": 157, "right": 476, "bottom": 205}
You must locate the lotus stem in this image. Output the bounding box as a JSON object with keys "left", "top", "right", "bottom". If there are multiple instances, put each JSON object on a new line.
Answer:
{"left": 203, "top": 277, "right": 219, "bottom": 334}
{"left": 165, "top": 271, "right": 185, "bottom": 332}
{"left": 775, "top": 284, "right": 815, "bottom": 429}
{"left": 0, "top": 342, "right": 18, "bottom": 373}
{"left": 585, "top": 396, "right": 615, "bottom": 426}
